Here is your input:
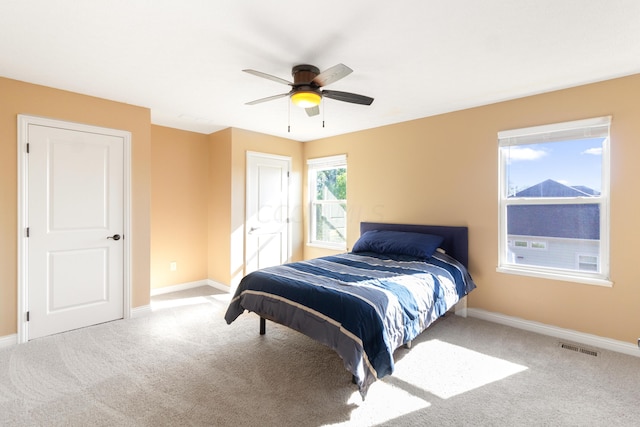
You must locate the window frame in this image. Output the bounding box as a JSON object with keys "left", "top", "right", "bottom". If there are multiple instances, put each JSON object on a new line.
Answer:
{"left": 497, "top": 116, "right": 612, "bottom": 286}
{"left": 307, "top": 154, "right": 347, "bottom": 250}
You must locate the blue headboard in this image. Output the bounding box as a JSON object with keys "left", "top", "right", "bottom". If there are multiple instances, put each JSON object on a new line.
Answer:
{"left": 360, "top": 222, "right": 469, "bottom": 268}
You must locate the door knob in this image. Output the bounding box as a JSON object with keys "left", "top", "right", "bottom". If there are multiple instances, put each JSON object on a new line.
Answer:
{"left": 107, "top": 234, "right": 122, "bottom": 240}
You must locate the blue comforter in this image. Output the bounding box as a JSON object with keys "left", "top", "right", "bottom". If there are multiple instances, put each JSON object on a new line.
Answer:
{"left": 224, "top": 251, "right": 476, "bottom": 397}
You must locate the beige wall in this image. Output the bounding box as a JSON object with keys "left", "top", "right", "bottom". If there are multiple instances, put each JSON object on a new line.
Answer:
{"left": 150, "top": 126, "right": 209, "bottom": 290}
{"left": 152, "top": 127, "right": 305, "bottom": 293}
{"left": 184, "top": 127, "right": 304, "bottom": 289}
{"left": 304, "top": 73, "right": 640, "bottom": 345}
{"left": 208, "top": 129, "right": 233, "bottom": 286}
{"left": 3, "top": 71, "right": 638, "bottom": 347}
{"left": 0, "top": 77, "right": 151, "bottom": 337}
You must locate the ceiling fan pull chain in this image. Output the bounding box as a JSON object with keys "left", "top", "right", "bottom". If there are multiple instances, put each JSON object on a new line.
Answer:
{"left": 322, "top": 101, "right": 325, "bottom": 128}
{"left": 288, "top": 99, "right": 291, "bottom": 133}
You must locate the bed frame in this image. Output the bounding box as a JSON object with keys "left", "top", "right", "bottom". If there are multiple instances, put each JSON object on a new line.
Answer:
{"left": 258, "top": 222, "right": 470, "bottom": 334}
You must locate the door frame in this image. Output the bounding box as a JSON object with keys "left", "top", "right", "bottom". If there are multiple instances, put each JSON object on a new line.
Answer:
{"left": 245, "top": 151, "right": 292, "bottom": 273}
{"left": 16, "top": 115, "right": 132, "bottom": 343}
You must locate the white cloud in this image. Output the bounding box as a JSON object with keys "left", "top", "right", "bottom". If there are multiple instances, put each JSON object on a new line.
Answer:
{"left": 505, "top": 147, "right": 547, "bottom": 161}
{"left": 582, "top": 147, "right": 602, "bottom": 155}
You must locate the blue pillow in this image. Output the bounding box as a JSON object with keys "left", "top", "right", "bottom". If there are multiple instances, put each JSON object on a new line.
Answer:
{"left": 351, "top": 230, "right": 444, "bottom": 259}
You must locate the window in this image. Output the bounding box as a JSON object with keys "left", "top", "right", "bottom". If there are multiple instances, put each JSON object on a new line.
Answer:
{"left": 307, "top": 155, "right": 347, "bottom": 249}
{"left": 497, "top": 116, "right": 611, "bottom": 286}
{"left": 530, "top": 241, "right": 547, "bottom": 250}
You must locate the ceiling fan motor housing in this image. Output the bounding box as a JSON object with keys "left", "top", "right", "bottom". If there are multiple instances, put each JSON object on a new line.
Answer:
{"left": 292, "top": 64, "right": 321, "bottom": 93}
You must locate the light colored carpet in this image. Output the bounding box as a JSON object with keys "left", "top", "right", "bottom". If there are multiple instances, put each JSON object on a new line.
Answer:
{"left": 1, "top": 286, "right": 639, "bottom": 426}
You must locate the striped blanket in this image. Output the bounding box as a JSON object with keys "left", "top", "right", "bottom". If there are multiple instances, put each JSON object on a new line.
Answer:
{"left": 224, "top": 251, "right": 476, "bottom": 397}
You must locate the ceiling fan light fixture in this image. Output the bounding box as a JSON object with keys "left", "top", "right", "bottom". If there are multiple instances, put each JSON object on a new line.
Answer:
{"left": 291, "top": 91, "right": 321, "bottom": 108}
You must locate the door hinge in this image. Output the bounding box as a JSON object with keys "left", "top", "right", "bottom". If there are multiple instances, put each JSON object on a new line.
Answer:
{"left": 26, "top": 143, "right": 30, "bottom": 153}
{"left": 26, "top": 227, "right": 29, "bottom": 237}
{"left": 26, "top": 311, "right": 30, "bottom": 322}
{"left": 287, "top": 171, "right": 290, "bottom": 178}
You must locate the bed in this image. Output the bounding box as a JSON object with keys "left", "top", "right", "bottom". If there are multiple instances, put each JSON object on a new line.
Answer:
{"left": 224, "top": 222, "right": 476, "bottom": 397}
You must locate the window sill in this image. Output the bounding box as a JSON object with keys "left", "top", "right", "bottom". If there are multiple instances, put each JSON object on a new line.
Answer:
{"left": 307, "top": 242, "right": 347, "bottom": 251}
{"left": 496, "top": 266, "right": 613, "bottom": 287}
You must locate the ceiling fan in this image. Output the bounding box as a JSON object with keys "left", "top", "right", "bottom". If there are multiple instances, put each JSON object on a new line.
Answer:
{"left": 243, "top": 63, "right": 374, "bottom": 117}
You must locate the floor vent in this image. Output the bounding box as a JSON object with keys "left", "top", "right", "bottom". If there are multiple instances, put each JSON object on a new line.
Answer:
{"left": 559, "top": 342, "right": 599, "bottom": 357}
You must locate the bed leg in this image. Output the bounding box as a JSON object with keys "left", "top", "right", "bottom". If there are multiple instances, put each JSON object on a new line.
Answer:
{"left": 454, "top": 295, "right": 468, "bottom": 318}
{"left": 259, "top": 317, "right": 266, "bottom": 335}
{"left": 404, "top": 340, "right": 412, "bottom": 349}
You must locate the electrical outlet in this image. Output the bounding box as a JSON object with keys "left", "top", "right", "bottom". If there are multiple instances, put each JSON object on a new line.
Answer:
{"left": 170, "top": 261, "right": 177, "bottom": 272}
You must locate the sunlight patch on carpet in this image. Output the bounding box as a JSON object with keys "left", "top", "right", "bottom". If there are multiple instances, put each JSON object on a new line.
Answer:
{"left": 392, "top": 339, "right": 528, "bottom": 399}
{"left": 323, "top": 381, "right": 431, "bottom": 426}
{"left": 210, "top": 293, "right": 231, "bottom": 303}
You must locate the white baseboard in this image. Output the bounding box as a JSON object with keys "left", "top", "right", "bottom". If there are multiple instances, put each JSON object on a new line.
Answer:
{"left": 467, "top": 308, "right": 640, "bottom": 358}
{"left": 131, "top": 305, "right": 152, "bottom": 318}
{"left": 150, "top": 279, "right": 230, "bottom": 296}
{"left": 0, "top": 334, "right": 17, "bottom": 349}
{"left": 205, "top": 279, "right": 231, "bottom": 293}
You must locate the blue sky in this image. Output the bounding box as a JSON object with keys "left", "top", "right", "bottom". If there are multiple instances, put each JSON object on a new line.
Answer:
{"left": 504, "top": 137, "right": 604, "bottom": 194}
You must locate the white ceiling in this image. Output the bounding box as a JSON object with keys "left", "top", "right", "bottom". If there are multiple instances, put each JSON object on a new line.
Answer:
{"left": 2, "top": 1, "right": 639, "bottom": 142}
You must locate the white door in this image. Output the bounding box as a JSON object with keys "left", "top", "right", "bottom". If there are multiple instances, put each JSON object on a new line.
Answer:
{"left": 26, "top": 123, "right": 125, "bottom": 340}
{"left": 245, "top": 152, "right": 291, "bottom": 274}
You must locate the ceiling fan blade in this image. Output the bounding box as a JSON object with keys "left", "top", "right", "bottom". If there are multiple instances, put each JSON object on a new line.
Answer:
{"left": 313, "top": 63, "right": 353, "bottom": 87}
{"left": 322, "top": 90, "right": 374, "bottom": 106}
{"left": 243, "top": 69, "right": 292, "bottom": 86}
{"left": 245, "top": 93, "right": 289, "bottom": 105}
{"left": 305, "top": 106, "right": 320, "bottom": 117}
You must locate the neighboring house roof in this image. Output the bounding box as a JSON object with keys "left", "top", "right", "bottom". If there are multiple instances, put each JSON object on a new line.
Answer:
{"left": 508, "top": 179, "right": 600, "bottom": 240}
{"left": 514, "top": 179, "right": 599, "bottom": 197}
{"left": 571, "top": 185, "right": 600, "bottom": 196}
